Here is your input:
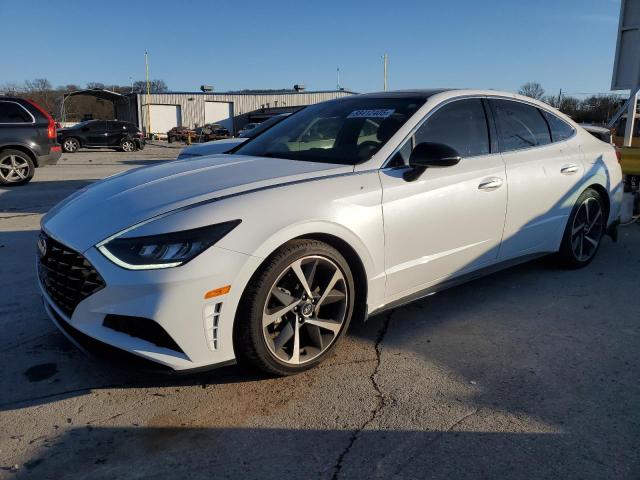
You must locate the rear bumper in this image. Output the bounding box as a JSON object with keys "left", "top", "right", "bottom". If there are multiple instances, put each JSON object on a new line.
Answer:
{"left": 37, "top": 148, "right": 62, "bottom": 166}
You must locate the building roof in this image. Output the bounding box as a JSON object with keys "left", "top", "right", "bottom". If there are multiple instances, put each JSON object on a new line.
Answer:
{"left": 127, "top": 89, "right": 357, "bottom": 97}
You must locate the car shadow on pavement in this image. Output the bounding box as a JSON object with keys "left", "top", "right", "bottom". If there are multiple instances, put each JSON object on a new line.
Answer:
{"left": 7, "top": 425, "right": 633, "bottom": 479}
{"left": 0, "top": 179, "right": 97, "bottom": 215}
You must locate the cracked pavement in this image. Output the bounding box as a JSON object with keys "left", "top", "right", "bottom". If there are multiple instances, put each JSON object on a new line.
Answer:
{"left": 1, "top": 145, "right": 639, "bottom": 479}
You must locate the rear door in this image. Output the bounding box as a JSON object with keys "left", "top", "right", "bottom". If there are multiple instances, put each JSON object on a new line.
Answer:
{"left": 380, "top": 98, "right": 508, "bottom": 298}
{"left": 490, "top": 99, "right": 584, "bottom": 258}
{"left": 106, "top": 121, "right": 126, "bottom": 146}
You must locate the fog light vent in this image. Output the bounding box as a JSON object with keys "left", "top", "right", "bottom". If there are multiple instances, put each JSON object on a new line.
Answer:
{"left": 204, "top": 302, "right": 223, "bottom": 350}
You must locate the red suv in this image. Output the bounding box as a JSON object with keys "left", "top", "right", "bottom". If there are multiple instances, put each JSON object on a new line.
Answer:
{"left": 0, "top": 97, "right": 61, "bottom": 186}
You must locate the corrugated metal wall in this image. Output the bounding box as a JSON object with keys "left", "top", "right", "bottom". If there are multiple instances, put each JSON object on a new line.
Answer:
{"left": 133, "top": 90, "right": 354, "bottom": 134}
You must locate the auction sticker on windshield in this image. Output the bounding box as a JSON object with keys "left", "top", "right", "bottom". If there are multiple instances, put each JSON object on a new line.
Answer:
{"left": 347, "top": 109, "right": 395, "bottom": 119}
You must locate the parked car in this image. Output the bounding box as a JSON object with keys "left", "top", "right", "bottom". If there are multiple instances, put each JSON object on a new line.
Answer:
{"left": 237, "top": 122, "right": 260, "bottom": 137}
{"left": 177, "top": 114, "right": 291, "bottom": 160}
{"left": 0, "top": 97, "right": 61, "bottom": 185}
{"left": 38, "top": 89, "right": 622, "bottom": 376}
{"left": 197, "top": 123, "right": 231, "bottom": 142}
{"left": 57, "top": 120, "right": 144, "bottom": 153}
{"left": 167, "top": 126, "right": 196, "bottom": 143}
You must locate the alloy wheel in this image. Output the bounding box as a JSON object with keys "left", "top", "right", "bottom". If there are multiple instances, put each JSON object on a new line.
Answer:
{"left": 262, "top": 255, "right": 349, "bottom": 365}
{"left": 0, "top": 154, "right": 31, "bottom": 183}
{"left": 571, "top": 197, "right": 604, "bottom": 262}
{"left": 122, "top": 140, "right": 135, "bottom": 152}
{"left": 63, "top": 139, "right": 78, "bottom": 152}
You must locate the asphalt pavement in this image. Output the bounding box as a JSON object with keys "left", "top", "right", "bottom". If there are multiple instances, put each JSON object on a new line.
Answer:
{"left": 1, "top": 143, "right": 638, "bottom": 479}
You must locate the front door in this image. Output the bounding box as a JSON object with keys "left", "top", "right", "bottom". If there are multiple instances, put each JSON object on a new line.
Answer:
{"left": 84, "top": 121, "right": 108, "bottom": 147}
{"left": 381, "top": 98, "right": 508, "bottom": 299}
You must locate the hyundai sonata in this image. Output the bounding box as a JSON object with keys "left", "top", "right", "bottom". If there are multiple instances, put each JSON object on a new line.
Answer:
{"left": 37, "top": 89, "right": 623, "bottom": 375}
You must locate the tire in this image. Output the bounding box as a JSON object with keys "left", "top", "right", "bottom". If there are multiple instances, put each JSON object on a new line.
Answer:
{"left": 0, "top": 149, "right": 35, "bottom": 186}
{"left": 120, "top": 138, "right": 136, "bottom": 152}
{"left": 234, "top": 239, "right": 355, "bottom": 376}
{"left": 61, "top": 137, "right": 80, "bottom": 153}
{"left": 557, "top": 188, "right": 606, "bottom": 269}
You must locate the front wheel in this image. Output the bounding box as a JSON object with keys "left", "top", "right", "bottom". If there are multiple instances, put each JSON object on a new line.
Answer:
{"left": 557, "top": 188, "right": 606, "bottom": 268}
{"left": 234, "top": 239, "right": 355, "bottom": 375}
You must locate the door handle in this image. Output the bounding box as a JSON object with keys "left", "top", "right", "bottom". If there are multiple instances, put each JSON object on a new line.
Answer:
{"left": 561, "top": 164, "right": 579, "bottom": 175}
{"left": 478, "top": 177, "right": 503, "bottom": 191}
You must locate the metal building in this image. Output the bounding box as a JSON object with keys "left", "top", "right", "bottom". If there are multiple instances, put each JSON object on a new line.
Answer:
{"left": 115, "top": 90, "right": 355, "bottom": 136}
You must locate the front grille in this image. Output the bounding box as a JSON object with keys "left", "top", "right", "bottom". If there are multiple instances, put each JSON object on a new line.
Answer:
{"left": 37, "top": 231, "right": 105, "bottom": 316}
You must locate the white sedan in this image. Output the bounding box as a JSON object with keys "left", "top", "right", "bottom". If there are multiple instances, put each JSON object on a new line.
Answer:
{"left": 38, "top": 89, "right": 623, "bottom": 375}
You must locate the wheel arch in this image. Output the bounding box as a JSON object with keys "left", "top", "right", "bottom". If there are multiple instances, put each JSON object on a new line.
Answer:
{"left": 294, "top": 232, "right": 368, "bottom": 323}
{"left": 0, "top": 144, "right": 37, "bottom": 166}
{"left": 585, "top": 182, "right": 610, "bottom": 221}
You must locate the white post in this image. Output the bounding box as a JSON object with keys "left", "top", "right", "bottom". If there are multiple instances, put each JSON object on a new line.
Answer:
{"left": 624, "top": 86, "right": 638, "bottom": 147}
{"left": 383, "top": 53, "right": 388, "bottom": 92}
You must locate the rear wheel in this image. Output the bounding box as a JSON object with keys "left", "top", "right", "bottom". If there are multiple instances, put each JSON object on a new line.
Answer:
{"left": 120, "top": 138, "right": 136, "bottom": 152}
{"left": 557, "top": 188, "right": 606, "bottom": 268}
{"left": 235, "top": 239, "right": 355, "bottom": 375}
{"left": 62, "top": 137, "right": 80, "bottom": 153}
{"left": 0, "top": 149, "right": 35, "bottom": 186}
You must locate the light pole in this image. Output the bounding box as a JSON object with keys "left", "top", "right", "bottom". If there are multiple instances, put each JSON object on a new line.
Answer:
{"left": 383, "top": 53, "right": 388, "bottom": 91}
{"left": 145, "top": 51, "right": 151, "bottom": 137}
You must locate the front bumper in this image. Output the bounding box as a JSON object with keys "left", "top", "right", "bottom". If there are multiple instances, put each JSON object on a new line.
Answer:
{"left": 39, "top": 237, "right": 261, "bottom": 371}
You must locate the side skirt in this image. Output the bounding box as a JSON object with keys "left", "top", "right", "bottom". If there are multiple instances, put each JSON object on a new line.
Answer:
{"left": 368, "top": 253, "right": 548, "bottom": 317}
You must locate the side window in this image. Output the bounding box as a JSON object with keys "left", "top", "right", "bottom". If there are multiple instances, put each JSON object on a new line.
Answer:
{"left": 89, "top": 121, "right": 105, "bottom": 132}
{"left": 542, "top": 111, "right": 575, "bottom": 142}
{"left": 414, "top": 99, "right": 490, "bottom": 157}
{"left": 0, "top": 102, "right": 33, "bottom": 123}
{"left": 492, "top": 99, "right": 551, "bottom": 151}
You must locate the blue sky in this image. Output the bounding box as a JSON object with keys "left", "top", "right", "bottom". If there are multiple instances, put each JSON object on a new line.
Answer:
{"left": 1, "top": 0, "right": 622, "bottom": 96}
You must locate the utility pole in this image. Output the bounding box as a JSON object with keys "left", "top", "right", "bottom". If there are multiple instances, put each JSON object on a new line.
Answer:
{"left": 145, "top": 51, "right": 151, "bottom": 138}
{"left": 336, "top": 67, "right": 341, "bottom": 90}
{"left": 557, "top": 88, "right": 562, "bottom": 108}
{"left": 383, "top": 53, "right": 388, "bottom": 91}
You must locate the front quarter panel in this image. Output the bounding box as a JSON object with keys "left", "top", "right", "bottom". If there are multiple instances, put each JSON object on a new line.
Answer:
{"left": 128, "top": 170, "right": 387, "bottom": 315}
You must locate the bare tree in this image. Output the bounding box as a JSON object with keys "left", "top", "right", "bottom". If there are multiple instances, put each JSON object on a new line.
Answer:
{"left": 132, "top": 79, "right": 168, "bottom": 93}
{"left": 518, "top": 82, "right": 545, "bottom": 100}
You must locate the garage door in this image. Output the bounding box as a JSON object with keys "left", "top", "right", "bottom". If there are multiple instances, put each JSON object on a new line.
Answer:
{"left": 149, "top": 105, "right": 181, "bottom": 135}
{"left": 205, "top": 101, "right": 233, "bottom": 131}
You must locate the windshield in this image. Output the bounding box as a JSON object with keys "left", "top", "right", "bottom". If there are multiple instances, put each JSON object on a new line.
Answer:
{"left": 233, "top": 97, "right": 425, "bottom": 165}
{"left": 241, "top": 114, "right": 291, "bottom": 138}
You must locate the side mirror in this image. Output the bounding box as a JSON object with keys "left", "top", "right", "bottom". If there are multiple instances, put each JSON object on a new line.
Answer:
{"left": 404, "top": 142, "right": 461, "bottom": 181}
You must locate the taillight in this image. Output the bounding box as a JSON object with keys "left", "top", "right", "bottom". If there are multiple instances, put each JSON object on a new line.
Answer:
{"left": 25, "top": 99, "right": 56, "bottom": 139}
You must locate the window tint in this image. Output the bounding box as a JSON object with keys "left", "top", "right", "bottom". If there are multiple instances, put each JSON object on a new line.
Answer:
{"left": 414, "top": 99, "right": 490, "bottom": 157}
{"left": 492, "top": 99, "right": 551, "bottom": 151}
{"left": 0, "top": 102, "right": 32, "bottom": 123}
{"left": 542, "top": 111, "right": 575, "bottom": 142}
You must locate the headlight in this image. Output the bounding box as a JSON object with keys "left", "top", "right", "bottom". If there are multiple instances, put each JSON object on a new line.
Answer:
{"left": 97, "top": 220, "right": 241, "bottom": 270}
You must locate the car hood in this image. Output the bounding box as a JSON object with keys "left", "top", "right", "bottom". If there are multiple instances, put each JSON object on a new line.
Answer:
{"left": 42, "top": 155, "right": 353, "bottom": 252}
{"left": 178, "top": 138, "right": 245, "bottom": 158}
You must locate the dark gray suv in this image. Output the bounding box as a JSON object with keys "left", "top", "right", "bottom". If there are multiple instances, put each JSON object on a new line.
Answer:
{"left": 0, "top": 97, "right": 61, "bottom": 186}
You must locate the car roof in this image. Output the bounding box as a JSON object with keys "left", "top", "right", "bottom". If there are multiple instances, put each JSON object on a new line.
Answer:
{"left": 357, "top": 89, "right": 452, "bottom": 99}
